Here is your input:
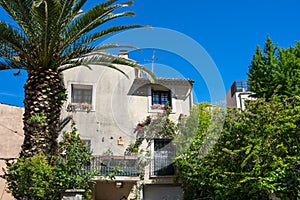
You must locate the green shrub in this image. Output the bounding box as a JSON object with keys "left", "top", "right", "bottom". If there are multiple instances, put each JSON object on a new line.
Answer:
{"left": 3, "top": 124, "right": 97, "bottom": 199}
{"left": 4, "top": 156, "right": 56, "bottom": 199}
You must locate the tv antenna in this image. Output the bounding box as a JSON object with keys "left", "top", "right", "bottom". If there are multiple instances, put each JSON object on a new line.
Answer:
{"left": 144, "top": 50, "right": 159, "bottom": 73}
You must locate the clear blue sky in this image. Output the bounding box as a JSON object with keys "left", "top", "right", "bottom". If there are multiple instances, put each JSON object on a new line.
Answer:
{"left": 1, "top": 0, "right": 300, "bottom": 106}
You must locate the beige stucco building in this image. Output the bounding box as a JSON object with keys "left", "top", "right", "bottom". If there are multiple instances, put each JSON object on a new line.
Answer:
{"left": 0, "top": 103, "right": 24, "bottom": 200}
{"left": 0, "top": 51, "right": 193, "bottom": 200}
{"left": 61, "top": 51, "right": 194, "bottom": 200}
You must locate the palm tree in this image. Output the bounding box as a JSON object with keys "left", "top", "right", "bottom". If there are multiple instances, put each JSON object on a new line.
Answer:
{"left": 0, "top": 0, "right": 153, "bottom": 158}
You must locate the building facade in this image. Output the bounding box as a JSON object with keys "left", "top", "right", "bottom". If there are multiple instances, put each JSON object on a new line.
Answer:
{"left": 61, "top": 51, "right": 194, "bottom": 200}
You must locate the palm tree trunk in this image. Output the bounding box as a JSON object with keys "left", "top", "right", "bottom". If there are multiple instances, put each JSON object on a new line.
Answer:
{"left": 20, "top": 68, "right": 65, "bottom": 158}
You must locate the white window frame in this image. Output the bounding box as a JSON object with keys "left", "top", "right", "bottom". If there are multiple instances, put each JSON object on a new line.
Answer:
{"left": 67, "top": 82, "right": 96, "bottom": 111}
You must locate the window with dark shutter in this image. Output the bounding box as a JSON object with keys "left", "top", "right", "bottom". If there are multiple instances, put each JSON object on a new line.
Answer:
{"left": 151, "top": 90, "right": 171, "bottom": 110}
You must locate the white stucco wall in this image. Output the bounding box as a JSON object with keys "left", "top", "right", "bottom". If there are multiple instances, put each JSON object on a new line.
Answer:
{"left": 61, "top": 64, "right": 193, "bottom": 156}
{"left": 226, "top": 90, "right": 255, "bottom": 109}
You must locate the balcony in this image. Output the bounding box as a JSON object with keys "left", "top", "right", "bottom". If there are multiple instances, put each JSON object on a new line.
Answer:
{"left": 230, "top": 80, "right": 250, "bottom": 97}
{"left": 151, "top": 157, "right": 175, "bottom": 176}
{"left": 151, "top": 139, "right": 176, "bottom": 176}
{"left": 89, "top": 156, "right": 139, "bottom": 177}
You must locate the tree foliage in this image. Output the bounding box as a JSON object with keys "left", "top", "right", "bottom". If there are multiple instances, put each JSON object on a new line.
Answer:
{"left": 3, "top": 156, "right": 56, "bottom": 199}
{"left": 175, "top": 103, "right": 225, "bottom": 199}
{"left": 126, "top": 106, "right": 178, "bottom": 154}
{"left": 248, "top": 37, "right": 300, "bottom": 99}
{"left": 53, "top": 123, "right": 96, "bottom": 196}
{"left": 175, "top": 98, "right": 300, "bottom": 199}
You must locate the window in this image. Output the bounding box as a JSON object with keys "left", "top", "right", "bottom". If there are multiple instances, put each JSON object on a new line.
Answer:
{"left": 148, "top": 86, "right": 175, "bottom": 113}
{"left": 67, "top": 83, "right": 94, "bottom": 111}
{"left": 151, "top": 139, "right": 175, "bottom": 176}
{"left": 71, "top": 84, "right": 92, "bottom": 104}
{"left": 151, "top": 90, "right": 171, "bottom": 109}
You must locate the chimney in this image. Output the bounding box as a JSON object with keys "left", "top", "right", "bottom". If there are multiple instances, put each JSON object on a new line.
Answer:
{"left": 118, "top": 50, "right": 128, "bottom": 59}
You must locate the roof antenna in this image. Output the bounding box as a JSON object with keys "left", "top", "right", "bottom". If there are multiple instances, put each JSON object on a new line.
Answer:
{"left": 145, "top": 50, "right": 159, "bottom": 73}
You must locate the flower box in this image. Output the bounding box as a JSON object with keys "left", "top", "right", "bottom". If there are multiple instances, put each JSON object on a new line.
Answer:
{"left": 151, "top": 104, "right": 165, "bottom": 110}
{"left": 67, "top": 102, "right": 92, "bottom": 112}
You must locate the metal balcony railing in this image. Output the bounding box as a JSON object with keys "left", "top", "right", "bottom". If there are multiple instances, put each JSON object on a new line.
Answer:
{"left": 230, "top": 80, "right": 250, "bottom": 97}
{"left": 151, "top": 139, "right": 176, "bottom": 176}
{"left": 89, "top": 156, "right": 139, "bottom": 177}
{"left": 151, "top": 157, "right": 175, "bottom": 176}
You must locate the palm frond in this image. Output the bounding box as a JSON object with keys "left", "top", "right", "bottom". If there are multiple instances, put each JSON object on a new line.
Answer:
{"left": 60, "top": 61, "right": 129, "bottom": 78}
{"left": 87, "top": 25, "right": 144, "bottom": 42}
{"left": 60, "top": 23, "right": 144, "bottom": 62}
{"left": 95, "top": 44, "right": 138, "bottom": 51}
{"left": 71, "top": 0, "right": 88, "bottom": 15}
{"left": 61, "top": 0, "right": 134, "bottom": 52}
{"left": 0, "top": 0, "right": 153, "bottom": 80}
{"left": 31, "top": 0, "right": 63, "bottom": 66}
{"left": 48, "top": 0, "right": 86, "bottom": 56}
{"left": 55, "top": 39, "right": 139, "bottom": 68}
{"left": 58, "top": 51, "right": 155, "bottom": 82}
{"left": 0, "top": 59, "right": 25, "bottom": 70}
{"left": 110, "top": 56, "right": 155, "bottom": 82}
{"left": 0, "top": 0, "right": 36, "bottom": 39}
{"left": 59, "top": 115, "right": 73, "bottom": 131}
{"left": 54, "top": 39, "right": 95, "bottom": 68}
{"left": 0, "top": 22, "right": 34, "bottom": 67}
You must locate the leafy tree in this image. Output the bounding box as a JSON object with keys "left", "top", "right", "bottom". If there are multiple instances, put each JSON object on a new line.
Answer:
{"left": 175, "top": 97, "right": 300, "bottom": 199}
{"left": 175, "top": 103, "right": 224, "bottom": 199}
{"left": 175, "top": 103, "right": 214, "bottom": 155}
{"left": 0, "top": 0, "right": 154, "bottom": 158}
{"left": 3, "top": 123, "right": 97, "bottom": 199}
{"left": 52, "top": 123, "right": 96, "bottom": 198}
{"left": 248, "top": 37, "right": 300, "bottom": 99}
